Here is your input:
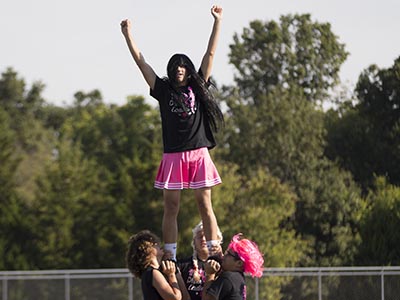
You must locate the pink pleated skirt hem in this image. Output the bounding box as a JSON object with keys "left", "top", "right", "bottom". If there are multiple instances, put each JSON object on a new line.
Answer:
{"left": 154, "top": 147, "right": 222, "bottom": 190}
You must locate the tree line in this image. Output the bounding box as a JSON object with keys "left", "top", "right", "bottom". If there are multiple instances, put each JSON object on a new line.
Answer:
{"left": 1, "top": 14, "right": 400, "bottom": 272}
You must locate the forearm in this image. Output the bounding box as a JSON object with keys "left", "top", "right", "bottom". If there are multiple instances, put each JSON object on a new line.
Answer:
{"left": 206, "top": 19, "right": 222, "bottom": 57}
{"left": 167, "top": 273, "right": 182, "bottom": 300}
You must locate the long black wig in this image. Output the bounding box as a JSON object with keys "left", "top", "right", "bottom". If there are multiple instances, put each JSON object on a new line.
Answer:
{"left": 166, "top": 53, "right": 224, "bottom": 132}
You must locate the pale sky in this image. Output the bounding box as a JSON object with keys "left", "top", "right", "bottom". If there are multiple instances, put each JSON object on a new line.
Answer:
{"left": 1, "top": 0, "right": 399, "bottom": 106}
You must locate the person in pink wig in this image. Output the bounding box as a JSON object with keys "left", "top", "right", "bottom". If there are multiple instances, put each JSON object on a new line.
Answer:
{"left": 202, "top": 234, "right": 264, "bottom": 300}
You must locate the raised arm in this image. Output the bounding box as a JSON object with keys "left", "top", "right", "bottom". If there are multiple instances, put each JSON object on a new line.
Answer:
{"left": 120, "top": 19, "right": 156, "bottom": 90}
{"left": 200, "top": 5, "right": 223, "bottom": 82}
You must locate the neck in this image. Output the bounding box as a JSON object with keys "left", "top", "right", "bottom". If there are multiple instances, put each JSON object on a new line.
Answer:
{"left": 197, "top": 251, "right": 208, "bottom": 261}
{"left": 177, "top": 79, "right": 188, "bottom": 87}
{"left": 149, "top": 257, "right": 160, "bottom": 269}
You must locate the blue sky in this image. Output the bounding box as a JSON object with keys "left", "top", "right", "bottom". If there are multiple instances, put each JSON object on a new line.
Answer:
{"left": 1, "top": 0, "right": 399, "bottom": 106}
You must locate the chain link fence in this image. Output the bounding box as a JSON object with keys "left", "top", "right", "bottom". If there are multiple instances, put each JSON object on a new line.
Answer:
{"left": 1, "top": 267, "right": 399, "bottom": 300}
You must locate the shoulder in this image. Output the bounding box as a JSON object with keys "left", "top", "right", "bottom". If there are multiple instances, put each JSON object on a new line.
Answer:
{"left": 150, "top": 267, "right": 166, "bottom": 284}
{"left": 198, "top": 68, "right": 204, "bottom": 78}
{"left": 143, "top": 266, "right": 162, "bottom": 276}
{"left": 196, "top": 69, "right": 212, "bottom": 90}
{"left": 220, "top": 271, "right": 244, "bottom": 281}
{"left": 150, "top": 76, "right": 171, "bottom": 100}
{"left": 210, "top": 272, "right": 243, "bottom": 292}
{"left": 141, "top": 266, "right": 156, "bottom": 281}
{"left": 154, "top": 76, "right": 170, "bottom": 89}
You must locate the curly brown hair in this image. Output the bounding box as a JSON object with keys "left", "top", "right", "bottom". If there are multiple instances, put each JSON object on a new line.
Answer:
{"left": 126, "top": 230, "right": 161, "bottom": 277}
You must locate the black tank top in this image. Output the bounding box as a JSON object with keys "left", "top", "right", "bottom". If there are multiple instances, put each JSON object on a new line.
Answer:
{"left": 141, "top": 267, "right": 163, "bottom": 300}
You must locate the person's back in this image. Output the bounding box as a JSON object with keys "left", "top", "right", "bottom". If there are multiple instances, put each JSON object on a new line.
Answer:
{"left": 206, "top": 271, "right": 245, "bottom": 300}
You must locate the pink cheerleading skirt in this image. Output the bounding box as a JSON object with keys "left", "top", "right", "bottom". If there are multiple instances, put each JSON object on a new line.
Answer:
{"left": 154, "top": 147, "right": 222, "bottom": 190}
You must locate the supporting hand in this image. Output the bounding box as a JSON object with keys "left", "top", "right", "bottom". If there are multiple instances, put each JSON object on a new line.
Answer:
{"left": 205, "top": 259, "right": 221, "bottom": 276}
{"left": 161, "top": 260, "right": 177, "bottom": 276}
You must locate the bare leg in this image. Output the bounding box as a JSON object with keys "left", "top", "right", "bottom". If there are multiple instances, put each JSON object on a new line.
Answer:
{"left": 162, "top": 189, "right": 181, "bottom": 244}
{"left": 194, "top": 187, "right": 218, "bottom": 241}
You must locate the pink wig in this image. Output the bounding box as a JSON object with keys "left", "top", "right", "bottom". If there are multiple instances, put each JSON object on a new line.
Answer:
{"left": 228, "top": 233, "right": 264, "bottom": 278}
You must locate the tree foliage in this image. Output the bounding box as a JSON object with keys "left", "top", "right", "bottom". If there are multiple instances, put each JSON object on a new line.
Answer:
{"left": 0, "top": 108, "right": 36, "bottom": 270}
{"left": 293, "top": 160, "right": 364, "bottom": 266}
{"left": 222, "top": 85, "right": 325, "bottom": 181}
{"left": 326, "top": 57, "right": 400, "bottom": 191}
{"left": 229, "top": 14, "right": 348, "bottom": 103}
{"left": 33, "top": 138, "right": 130, "bottom": 268}
{"left": 222, "top": 14, "right": 361, "bottom": 266}
{"left": 356, "top": 177, "right": 400, "bottom": 265}
{"left": 0, "top": 67, "right": 55, "bottom": 202}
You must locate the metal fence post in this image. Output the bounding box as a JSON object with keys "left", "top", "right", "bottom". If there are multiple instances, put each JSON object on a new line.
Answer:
{"left": 255, "top": 277, "right": 259, "bottom": 300}
{"left": 318, "top": 269, "right": 322, "bottom": 300}
{"left": 2, "top": 278, "right": 7, "bottom": 300}
{"left": 381, "top": 268, "right": 385, "bottom": 300}
{"left": 128, "top": 276, "right": 133, "bottom": 300}
{"left": 65, "top": 273, "right": 70, "bottom": 300}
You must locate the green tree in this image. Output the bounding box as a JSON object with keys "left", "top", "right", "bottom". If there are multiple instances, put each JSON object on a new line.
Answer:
{"left": 33, "top": 138, "right": 131, "bottom": 268}
{"left": 0, "top": 67, "right": 45, "bottom": 118}
{"left": 294, "top": 160, "right": 363, "bottom": 266}
{"left": 357, "top": 177, "right": 400, "bottom": 265}
{"left": 229, "top": 15, "right": 348, "bottom": 104}
{"left": 222, "top": 86, "right": 325, "bottom": 181}
{"left": 221, "top": 14, "right": 362, "bottom": 266}
{"left": 223, "top": 13, "right": 348, "bottom": 179}
{"left": 0, "top": 67, "right": 55, "bottom": 203}
{"left": 326, "top": 57, "right": 400, "bottom": 190}
{"left": 0, "top": 108, "right": 36, "bottom": 270}
{"left": 62, "top": 92, "right": 163, "bottom": 233}
{"left": 0, "top": 108, "right": 18, "bottom": 206}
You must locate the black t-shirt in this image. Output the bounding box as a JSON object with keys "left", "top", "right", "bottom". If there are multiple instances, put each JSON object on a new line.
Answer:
{"left": 141, "top": 267, "right": 163, "bottom": 300}
{"left": 150, "top": 76, "right": 216, "bottom": 153}
{"left": 206, "top": 271, "right": 246, "bottom": 300}
{"left": 177, "top": 256, "right": 207, "bottom": 300}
